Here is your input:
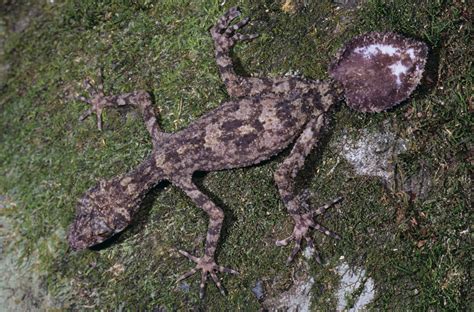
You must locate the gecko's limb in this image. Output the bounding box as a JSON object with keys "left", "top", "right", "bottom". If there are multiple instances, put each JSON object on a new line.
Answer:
{"left": 76, "top": 79, "right": 167, "bottom": 147}
{"left": 273, "top": 114, "right": 342, "bottom": 264}
{"left": 211, "top": 7, "right": 321, "bottom": 99}
{"left": 210, "top": 7, "right": 259, "bottom": 98}
{"left": 174, "top": 178, "right": 238, "bottom": 299}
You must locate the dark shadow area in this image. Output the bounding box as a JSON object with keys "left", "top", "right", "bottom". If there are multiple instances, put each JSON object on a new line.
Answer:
{"left": 295, "top": 101, "right": 343, "bottom": 202}
{"left": 231, "top": 52, "right": 253, "bottom": 78}
{"left": 415, "top": 43, "right": 441, "bottom": 97}
{"left": 89, "top": 231, "right": 124, "bottom": 251}
{"left": 148, "top": 91, "right": 168, "bottom": 131}
{"left": 297, "top": 107, "right": 343, "bottom": 204}
{"left": 125, "top": 181, "right": 171, "bottom": 234}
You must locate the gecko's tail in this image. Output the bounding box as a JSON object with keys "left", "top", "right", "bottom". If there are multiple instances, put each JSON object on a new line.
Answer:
{"left": 329, "top": 32, "right": 428, "bottom": 113}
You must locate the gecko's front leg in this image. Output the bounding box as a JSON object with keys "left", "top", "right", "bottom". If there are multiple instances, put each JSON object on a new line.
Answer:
{"left": 173, "top": 177, "right": 238, "bottom": 299}
{"left": 76, "top": 78, "right": 168, "bottom": 147}
{"left": 274, "top": 114, "right": 342, "bottom": 264}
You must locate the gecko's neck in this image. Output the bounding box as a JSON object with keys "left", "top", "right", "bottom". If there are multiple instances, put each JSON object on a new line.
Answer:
{"left": 314, "top": 79, "right": 343, "bottom": 112}
{"left": 329, "top": 78, "right": 344, "bottom": 101}
{"left": 117, "top": 155, "right": 164, "bottom": 210}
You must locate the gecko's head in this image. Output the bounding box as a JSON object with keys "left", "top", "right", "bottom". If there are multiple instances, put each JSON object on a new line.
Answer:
{"left": 67, "top": 179, "right": 134, "bottom": 251}
{"left": 329, "top": 32, "right": 428, "bottom": 113}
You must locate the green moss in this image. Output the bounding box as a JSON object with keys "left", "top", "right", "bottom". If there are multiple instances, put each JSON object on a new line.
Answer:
{"left": 0, "top": 0, "right": 470, "bottom": 310}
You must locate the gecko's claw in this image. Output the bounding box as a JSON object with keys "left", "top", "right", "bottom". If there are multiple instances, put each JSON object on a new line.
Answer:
{"left": 177, "top": 249, "right": 238, "bottom": 298}
{"left": 276, "top": 197, "right": 342, "bottom": 263}
{"left": 216, "top": 6, "right": 241, "bottom": 33}
{"left": 211, "top": 7, "right": 258, "bottom": 51}
{"left": 76, "top": 79, "right": 107, "bottom": 131}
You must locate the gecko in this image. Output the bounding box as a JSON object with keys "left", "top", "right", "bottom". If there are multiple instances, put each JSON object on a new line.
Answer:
{"left": 67, "top": 7, "right": 427, "bottom": 298}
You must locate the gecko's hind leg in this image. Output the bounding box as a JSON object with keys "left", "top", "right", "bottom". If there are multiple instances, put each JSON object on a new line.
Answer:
{"left": 273, "top": 114, "right": 343, "bottom": 263}
{"left": 75, "top": 78, "right": 167, "bottom": 147}
{"left": 174, "top": 178, "right": 238, "bottom": 299}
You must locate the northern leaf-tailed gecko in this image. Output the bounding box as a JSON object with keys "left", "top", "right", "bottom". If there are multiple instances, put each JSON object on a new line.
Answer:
{"left": 67, "top": 7, "right": 427, "bottom": 298}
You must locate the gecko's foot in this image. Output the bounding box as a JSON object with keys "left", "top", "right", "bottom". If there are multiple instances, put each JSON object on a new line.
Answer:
{"left": 276, "top": 197, "right": 343, "bottom": 264}
{"left": 176, "top": 249, "right": 239, "bottom": 299}
{"left": 75, "top": 78, "right": 108, "bottom": 131}
{"left": 210, "top": 7, "right": 258, "bottom": 51}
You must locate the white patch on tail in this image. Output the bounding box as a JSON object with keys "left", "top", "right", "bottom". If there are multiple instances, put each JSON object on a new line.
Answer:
{"left": 405, "top": 48, "right": 416, "bottom": 59}
{"left": 388, "top": 60, "right": 410, "bottom": 86}
{"left": 355, "top": 43, "right": 414, "bottom": 87}
{"left": 354, "top": 44, "right": 399, "bottom": 58}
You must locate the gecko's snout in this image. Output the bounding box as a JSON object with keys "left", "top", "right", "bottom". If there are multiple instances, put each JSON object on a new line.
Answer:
{"left": 67, "top": 214, "right": 91, "bottom": 251}
{"left": 68, "top": 178, "right": 135, "bottom": 251}
{"left": 67, "top": 189, "right": 117, "bottom": 251}
{"left": 67, "top": 211, "right": 116, "bottom": 251}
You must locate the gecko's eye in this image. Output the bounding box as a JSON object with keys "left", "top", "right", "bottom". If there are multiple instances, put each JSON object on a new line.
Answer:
{"left": 329, "top": 32, "right": 428, "bottom": 113}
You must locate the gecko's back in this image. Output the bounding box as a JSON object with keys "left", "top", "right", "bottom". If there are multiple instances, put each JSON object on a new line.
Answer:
{"left": 157, "top": 91, "right": 318, "bottom": 173}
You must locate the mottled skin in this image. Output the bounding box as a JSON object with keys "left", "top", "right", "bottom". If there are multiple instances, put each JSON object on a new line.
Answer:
{"left": 68, "top": 7, "right": 426, "bottom": 298}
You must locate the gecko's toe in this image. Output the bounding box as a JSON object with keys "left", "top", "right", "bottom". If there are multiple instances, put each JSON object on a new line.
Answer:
{"left": 199, "top": 271, "right": 207, "bottom": 299}
{"left": 312, "top": 223, "right": 341, "bottom": 240}
{"left": 176, "top": 267, "right": 198, "bottom": 282}
{"left": 210, "top": 271, "right": 226, "bottom": 296}
{"left": 224, "top": 17, "right": 249, "bottom": 36}
{"left": 286, "top": 236, "right": 303, "bottom": 264}
{"left": 176, "top": 249, "right": 238, "bottom": 298}
{"left": 178, "top": 249, "right": 200, "bottom": 262}
{"left": 78, "top": 108, "right": 92, "bottom": 122}
{"left": 75, "top": 95, "right": 91, "bottom": 104}
{"left": 215, "top": 6, "right": 241, "bottom": 33}
{"left": 311, "top": 196, "right": 343, "bottom": 216}
{"left": 217, "top": 265, "right": 239, "bottom": 275}
{"left": 275, "top": 233, "right": 294, "bottom": 246}
{"left": 96, "top": 112, "right": 103, "bottom": 131}
{"left": 83, "top": 79, "right": 98, "bottom": 96}
{"left": 234, "top": 33, "right": 258, "bottom": 42}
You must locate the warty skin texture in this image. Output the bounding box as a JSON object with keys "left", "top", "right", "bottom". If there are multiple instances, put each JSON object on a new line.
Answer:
{"left": 67, "top": 7, "right": 427, "bottom": 298}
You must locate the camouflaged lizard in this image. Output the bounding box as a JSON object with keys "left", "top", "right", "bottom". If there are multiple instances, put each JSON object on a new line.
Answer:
{"left": 67, "top": 7, "right": 427, "bottom": 298}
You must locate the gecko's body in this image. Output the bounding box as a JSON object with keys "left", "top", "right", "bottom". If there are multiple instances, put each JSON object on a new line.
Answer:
{"left": 67, "top": 7, "right": 427, "bottom": 298}
{"left": 159, "top": 84, "right": 334, "bottom": 173}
